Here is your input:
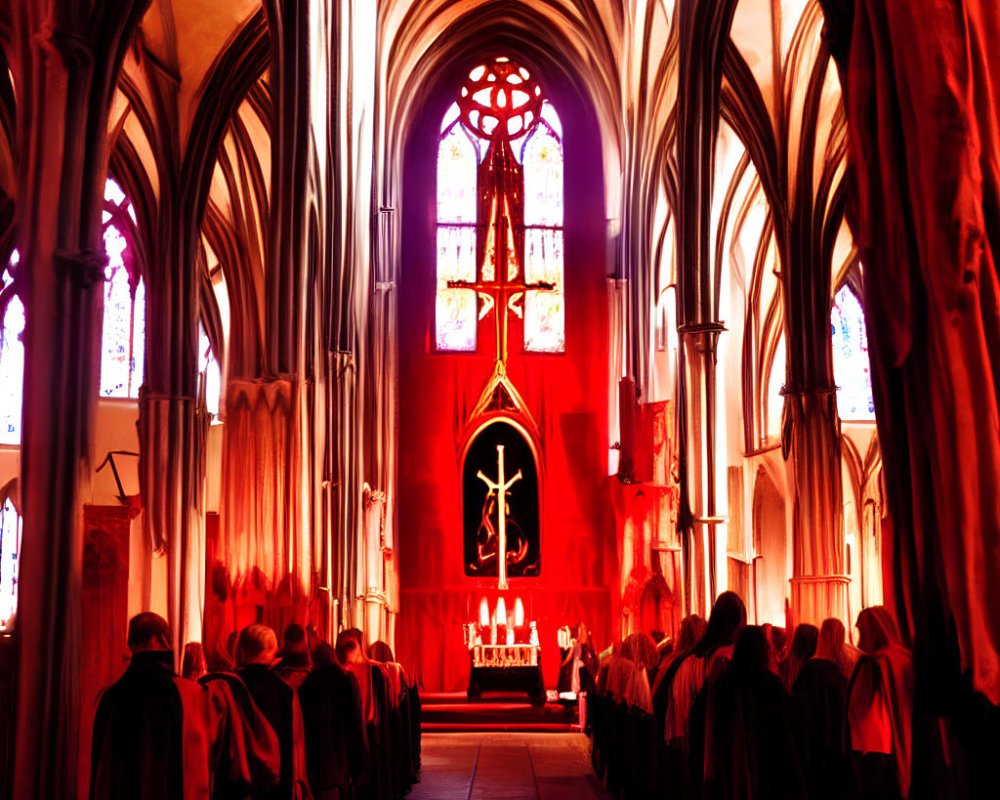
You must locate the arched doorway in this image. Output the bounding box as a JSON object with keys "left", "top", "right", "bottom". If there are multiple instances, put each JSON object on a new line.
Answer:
{"left": 752, "top": 467, "right": 788, "bottom": 625}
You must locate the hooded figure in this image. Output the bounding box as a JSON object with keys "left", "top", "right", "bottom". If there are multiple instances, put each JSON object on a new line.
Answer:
{"left": 847, "top": 607, "right": 914, "bottom": 800}
{"left": 702, "top": 626, "right": 808, "bottom": 800}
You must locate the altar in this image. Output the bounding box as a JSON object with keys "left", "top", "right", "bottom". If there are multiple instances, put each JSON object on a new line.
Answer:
{"left": 467, "top": 643, "right": 544, "bottom": 703}
{"left": 464, "top": 596, "right": 544, "bottom": 703}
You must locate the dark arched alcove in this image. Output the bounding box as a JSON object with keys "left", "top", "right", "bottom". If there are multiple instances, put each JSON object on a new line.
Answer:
{"left": 462, "top": 420, "right": 540, "bottom": 578}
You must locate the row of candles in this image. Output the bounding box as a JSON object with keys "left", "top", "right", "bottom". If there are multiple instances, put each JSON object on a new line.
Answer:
{"left": 479, "top": 596, "right": 525, "bottom": 628}
{"left": 466, "top": 596, "right": 539, "bottom": 647}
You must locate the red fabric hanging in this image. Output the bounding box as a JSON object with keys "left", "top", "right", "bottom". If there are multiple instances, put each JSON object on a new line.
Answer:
{"left": 835, "top": 0, "right": 1000, "bottom": 704}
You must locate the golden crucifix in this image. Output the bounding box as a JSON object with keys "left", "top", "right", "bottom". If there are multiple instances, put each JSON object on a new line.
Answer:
{"left": 477, "top": 444, "right": 522, "bottom": 590}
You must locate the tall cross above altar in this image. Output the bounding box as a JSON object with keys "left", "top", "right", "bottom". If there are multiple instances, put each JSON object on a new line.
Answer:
{"left": 477, "top": 444, "right": 522, "bottom": 590}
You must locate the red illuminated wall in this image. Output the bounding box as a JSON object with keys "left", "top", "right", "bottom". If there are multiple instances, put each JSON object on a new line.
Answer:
{"left": 396, "top": 59, "right": 615, "bottom": 692}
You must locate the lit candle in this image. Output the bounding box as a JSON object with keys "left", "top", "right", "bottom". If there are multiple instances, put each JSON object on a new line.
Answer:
{"left": 496, "top": 596, "right": 507, "bottom": 627}
{"left": 479, "top": 597, "right": 490, "bottom": 627}
{"left": 513, "top": 597, "right": 525, "bottom": 627}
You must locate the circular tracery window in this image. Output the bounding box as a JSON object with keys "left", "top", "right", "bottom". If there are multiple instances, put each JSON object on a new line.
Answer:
{"left": 458, "top": 57, "right": 544, "bottom": 141}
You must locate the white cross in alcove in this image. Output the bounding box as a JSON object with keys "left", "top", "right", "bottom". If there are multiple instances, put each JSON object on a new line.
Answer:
{"left": 476, "top": 444, "right": 522, "bottom": 590}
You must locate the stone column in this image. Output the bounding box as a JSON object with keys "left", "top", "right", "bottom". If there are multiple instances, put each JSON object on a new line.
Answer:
{"left": 782, "top": 387, "right": 848, "bottom": 626}
{"left": 681, "top": 324, "right": 725, "bottom": 615}
{"left": 9, "top": 3, "right": 148, "bottom": 796}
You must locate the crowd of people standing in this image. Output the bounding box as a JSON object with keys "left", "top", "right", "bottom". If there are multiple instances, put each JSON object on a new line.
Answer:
{"left": 589, "top": 592, "right": 914, "bottom": 800}
{"left": 90, "top": 614, "right": 420, "bottom": 800}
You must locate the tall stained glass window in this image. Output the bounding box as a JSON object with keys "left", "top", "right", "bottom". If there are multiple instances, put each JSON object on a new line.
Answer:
{"left": 0, "top": 252, "right": 24, "bottom": 445}
{"left": 100, "top": 177, "right": 145, "bottom": 398}
{"left": 831, "top": 284, "right": 875, "bottom": 420}
{"left": 0, "top": 485, "right": 21, "bottom": 631}
{"left": 436, "top": 57, "right": 565, "bottom": 354}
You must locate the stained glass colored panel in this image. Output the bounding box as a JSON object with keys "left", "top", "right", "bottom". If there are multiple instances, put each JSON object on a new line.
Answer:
{"left": 524, "top": 229, "right": 564, "bottom": 353}
{"left": 0, "top": 497, "right": 21, "bottom": 630}
{"left": 131, "top": 277, "right": 146, "bottom": 396}
{"left": 0, "top": 287, "right": 24, "bottom": 445}
{"left": 437, "top": 62, "right": 566, "bottom": 355}
{"left": 437, "top": 116, "right": 479, "bottom": 224}
{"left": 100, "top": 179, "right": 143, "bottom": 398}
{"left": 100, "top": 251, "right": 133, "bottom": 398}
{"left": 522, "top": 120, "right": 563, "bottom": 227}
{"left": 436, "top": 226, "right": 478, "bottom": 351}
{"left": 523, "top": 107, "right": 564, "bottom": 353}
{"left": 831, "top": 285, "right": 875, "bottom": 420}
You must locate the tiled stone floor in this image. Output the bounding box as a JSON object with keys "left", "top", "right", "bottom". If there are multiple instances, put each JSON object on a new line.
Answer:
{"left": 406, "top": 732, "right": 613, "bottom": 800}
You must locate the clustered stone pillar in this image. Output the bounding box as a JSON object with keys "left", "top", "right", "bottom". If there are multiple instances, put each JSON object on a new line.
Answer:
{"left": 9, "top": 2, "right": 149, "bottom": 797}
{"left": 680, "top": 324, "right": 725, "bottom": 616}
{"left": 782, "top": 388, "right": 847, "bottom": 626}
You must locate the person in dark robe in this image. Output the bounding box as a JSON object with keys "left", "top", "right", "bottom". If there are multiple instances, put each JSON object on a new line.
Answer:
{"left": 200, "top": 669, "right": 282, "bottom": 800}
{"left": 782, "top": 623, "right": 819, "bottom": 689}
{"left": 847, "top": 607, "right": 914, "bottom": 800}
{"left": 237, "top": 624, "right": 313, "bottom": 800}
{"left": 651, "top": 614, "right": 706, "bottom": 799}
{"left": 312, "top": 641, "right": 333, "bottom": 668}
{"left": 792, "top": 617, "right": 851, "bottom": 800}
{"left": 275, "top": 624, "right": 312, "bottom": 693}
{"left": 673, "top": 592, "right": 747, "bottom": 800}
{"left": 665, "top": 592, "right": 746, "bottom": 747}
{"left": 90, "top": 612, "right": 213, "bottom": 800}
{"left": 556, "top": 624, "right": 598, "bottom": 698}
{"left": 371, "top": 641, "right": 415, "bottom": 800}
{"left": 298, "top": 649, "right": 367, "bottom": 800}
{"left": 702, "top": 625, "right": 808, "bottom": 800}
{"left": 335, "top": 629, "right": 386, "bottom": 800}
{"left": 652, "top": 614, "right": 706, "bottom": 723}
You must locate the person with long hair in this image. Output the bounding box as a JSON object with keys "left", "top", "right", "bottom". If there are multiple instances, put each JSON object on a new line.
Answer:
{"left": 782, "top": 623, "right": 819, "bottom": 689}
{"left": 814, "top": 617, "right": 860, "bottom": 680}
{"left": 652, "top": 615, "right": 706, "bottom": 714}
{"left": 793, "top": 617, "right": 853, "bottom": 800}
{"left": 665, "top": 591, "right": 746, "bottom": 748}
{"left": 651, "top": 614, "right": 706, "bottom": 799}
{"left": 663, "top": 592, "right": 747, "bottom": 800}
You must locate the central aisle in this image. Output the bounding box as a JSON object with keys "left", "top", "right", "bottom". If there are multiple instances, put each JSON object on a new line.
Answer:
{"left": 407, "top": 733, "right": 613, "bottom": 800}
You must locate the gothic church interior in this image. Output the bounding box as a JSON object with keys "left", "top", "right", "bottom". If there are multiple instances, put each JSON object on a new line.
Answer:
{"left": 1, "top": 0, "right": 999, "bottom": 796}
